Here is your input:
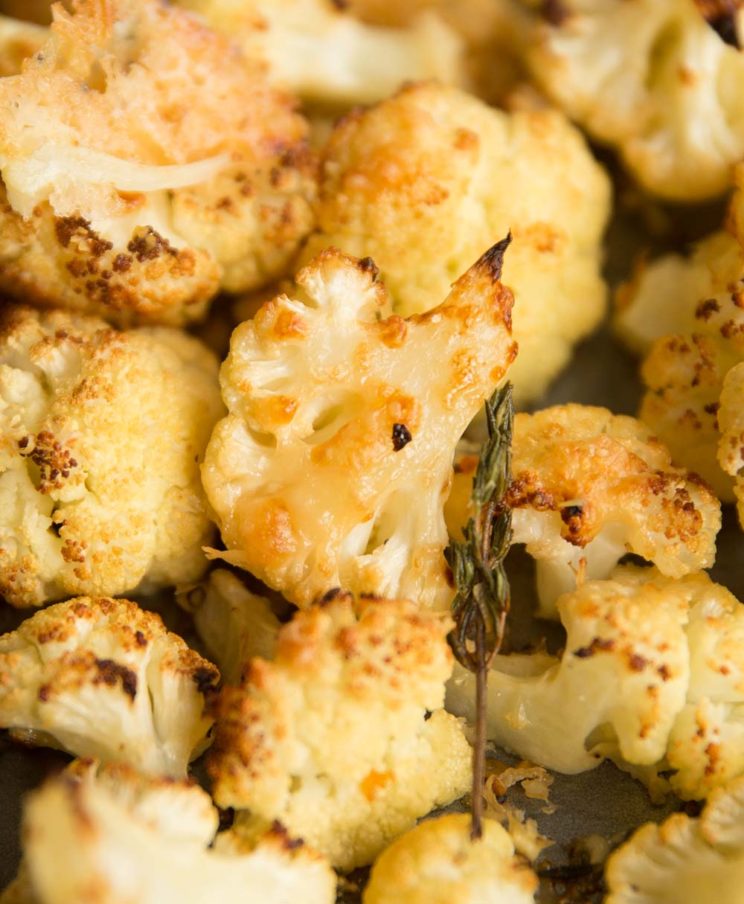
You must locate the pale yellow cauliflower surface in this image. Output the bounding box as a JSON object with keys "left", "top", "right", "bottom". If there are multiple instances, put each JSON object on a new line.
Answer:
{"left": 177, "top": 0, "right": 465, "bottom": 106}
{"left": 446, "top": 405, "right": 721, "bottom": 617}
{"left": 606, "top": 776, "right": 744, "bottom": 903}
{"left": 524, "top": 0, "right": 744, "bottom": 200}
{"left": 0, "top": 0, "right": 316, "bottom": 326}
{"left": 208, "top": 593, "right": 472, "bottom": 871}
{"left": 203, "top": 244, "right": 515, "bottom": 610}
{"left": 301, "top": 81, "right": 610, "bottom": 403}
{"left": 363, "top": 813, "right": 538, "bottom": 904}
{"left": 0, "top": 596, "right": 219, "bottom": 776}
{"left": 447, "top": 566, "right": 744, "bottom": 801}
{"left": 0, "top": 305, "right": 223, "bottom": 607}
{"left": 20, "top": 759, "right": 336, "bottom": 904}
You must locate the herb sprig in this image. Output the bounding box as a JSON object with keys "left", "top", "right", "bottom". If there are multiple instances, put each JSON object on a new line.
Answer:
{"left": 446, "top": 383, "right": 513, "bottom": 841}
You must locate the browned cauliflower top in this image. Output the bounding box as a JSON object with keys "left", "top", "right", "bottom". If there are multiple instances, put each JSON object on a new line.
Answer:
{"left": 203, "top": 244, "right": 515, "bottom": 610}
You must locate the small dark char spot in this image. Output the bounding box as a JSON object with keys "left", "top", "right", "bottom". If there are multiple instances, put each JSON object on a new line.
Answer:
{"left": 134, "top": 630, "right": 147, "bottom": 647}
{"left": 392, "top": 423, "right": 412, "bottom": 451}
{"left": 629, "top": 653, "right": 648, "bottom": 672}
{"left": 193, "top": 666, "right": 219, "bottom": 695}
{"left": 95, "top": 658, "right": 138, "bottom": 699}
{"left": 317, "top": 587, "right": 345, "bottom": 606}
{"left": 270, "top": 820, "right": 305, "bottom": 850}
{"left": 480, "top": 233, "right": 512, "bottom": 281}
{"left": 573, "top": 637, "right": 615, "bottom": 658}
{"left": 358, "top": 256, "right": 380, "bottom": 280}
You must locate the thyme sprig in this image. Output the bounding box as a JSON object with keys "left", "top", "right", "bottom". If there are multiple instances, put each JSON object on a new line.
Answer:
{"left": 446, "top": 382, "right": 513, "bottom": 841}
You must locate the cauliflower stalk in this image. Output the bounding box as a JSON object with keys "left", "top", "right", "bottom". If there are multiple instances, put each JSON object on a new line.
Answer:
{"left": 202, "top": 243, "right": 516, "bottom": 610}
{"left": 523, "top": 0, "right": 744, "bottom": 200}
{"left": 447, "top": 566, "right": 744, "bottom": 800}
{"left": 446, "top": 405, "right": 721, "bottom": 618}
{"left": 20, "top": 759, "right": 336, "bottom": 904}
{"left": 301, "top": 81, "right": 610, "bottom": 403}
{"left": 0, "top": 305, "right": 223, "bottom": 607}
{"left": 208, "top": 593, "right": 473, "bottom": 871}
{"left": 0, "top": 0, "right": 315, "bottom": 325}
{"left": 362, "top": 813, "right": 538, "bottom": 904}
{"left": 0, "top": 596, "right": 219, "bottom": 776}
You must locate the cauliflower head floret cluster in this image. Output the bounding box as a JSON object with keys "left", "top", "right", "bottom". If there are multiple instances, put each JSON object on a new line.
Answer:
{"left": 606, "top": 776, "right": 744, "bottom": 904}
{"left": 363, "top": 813, "right": 538, "bottom": 904}
{"left": 0, "top": 596, "right": 219, "bottom": 776}
{"left": 446, "top": 404, "right": 721, "bottom": 618}
{"left": 177, "top": 0, "right": 465, "bottom": 106}
{"left": 203, "top": 244, "right": 516, "bottom": 610}
{"left": 300, "top": 81, "right": 610, "bottom": 403}
{"left": 208, "top": 593, "right": 473, "bottom": 871}
{"left": 17, "top": 758, "right": 336, "bottom": 904}
{"left": 0, "top": 305, "right": 223, "bottom": 607}
{"left": 523, "top": 0, "right": 744, "bottom": 200}
{"left": 0, "top": 0, "right": 316, "bottom": 326}
{"left": 447, "top": 566, "right": 744, "bottom": 800}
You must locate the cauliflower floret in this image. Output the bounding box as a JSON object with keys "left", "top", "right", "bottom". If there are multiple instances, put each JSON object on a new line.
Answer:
{"left": 447, "top": 405, "right": 721, "bottom": 618}
{"left": 0, "top": 15, "right": 46, "bottom": 77}
{"left": 362, "top": 813, "right": 538, "bottom": 904}
{"left": 21, "top": 758, "right": 336, "bottom": 904}
{"left": 0, "top": 596, "right": 219, "bottom": 776}
{"left": 177, "top": 569, "right": 280, "bottom": 684}
{"left": 0, "top": 305, "right": 223, "bottom": 607}
{"left": 208, "top": 593, "right": 472, "bottom": 871}
{"left": 718, "top": 362, "right": 744, "bottom": 521}
{"left": 202, "top": 244, "right": 515, "bottom": 610}
{"left": 523, "top": 0, "right": 744, "bottom": 200}
{"left": 605, "top": 776, "right": 744, "bottom": 904}
{"left": 0, "top": 0, "right": 316, "bottom": 326}
{"left": 177, "top": 0, "right": 464, "bottom": 106}
{"left": 300, "top": 81, "right": 610, "bottom": 403}
{"left": 447, "top": 567, "right": 744, "bottom": 800}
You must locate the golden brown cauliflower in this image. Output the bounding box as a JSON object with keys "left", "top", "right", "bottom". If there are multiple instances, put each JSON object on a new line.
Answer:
{"left": 208, "top": 593, "right": 472, "bottom": 871}
{"left": 20, "top": 758, "right": 337, "bottom": 904}
{"left": 447, "top": 567, "right": 744, "bottom": 801}
{"left": 202, "top": 244, "right": 515, "bottom": 610}
{"left": 0, "top": 0, "right": 316, "bottom": 326}
{"left": 523, "top": 0, "right": 744, "bottom": 200}
{"left": 177, "top": 0, "right": 465, "bottom": 106}
{"left": 446, "top": 405, "right": 721, "bottom": 618}
{"left": 0, "top": 15, "right": 46, "bottom": 77}
{"left": 0, "top": 305, "right": 223, "bottom": 607}
{"left": 300, "top": 81, "right": 610, "bottom": 403}
{"left": 718, "top": 362, "right": 744, "bottom": 521}
{"left": 363, "top": 813, "right": 538, "bottom": 904}
{"left": 0, "top": 597, "right": 219, "bottom": 776}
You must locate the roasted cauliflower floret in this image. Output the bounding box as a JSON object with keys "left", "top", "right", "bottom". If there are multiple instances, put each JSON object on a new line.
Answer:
{"left": 447, "top": 567, "right": 744, "bottom": 800}
{"left": 203, "top": 244, "right": 515, "bottom": 610}
{"left": 21, "top": 759, "right": 336, "bottom": 904}
{"left": 0, "top": 305, "right": 223, "bottom": 607}
{"left": 300, "top": 81, "right": 610, "bottom": 403}
{"left": 447, "top": 405, "right": 720, "bottom": 618}
{"left": 523, "top": 0, "right": 744, "bottom": 200}
{"left": 177, "top": 569, "right": 280, "bottom": 684}
{"left": 177, "top": 0, "right": 464, "bottom": 106}
{"left": 0, "top": 0, "right": 315, "bottom": 326}
{"left": 718, "top": 363, "right": 744, "bottom": 521}
{"left": 606, "top": 776, "right": 744, "bottom": 904}
{"left": 208, "top": 594, "right": 472, "bottom": 871}
{"left": 0, "top": 15, "right": 46, "bottom": 77}
{"left": 363, "top": 813, "right": 538, "bottom": 904}
{"left": 0, "top": 597, "right": 219, "bottom": 776}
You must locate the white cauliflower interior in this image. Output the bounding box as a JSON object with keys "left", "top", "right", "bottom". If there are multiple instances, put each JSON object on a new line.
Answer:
{"left": 446, "top": 405, "right": 721, "bottom": 618}
{"left": 0, "top": 596, "right": 219, "bottom": 776}
{"left": 363, "top": 813, "right": 538, "bottom": 904}
{"left": 21, "top": 759, "right": 336, "bottom": 904}
{"left": 0, "top": 305, "right": 223, "bottom": 607}
{"left": 447, "top": 567, "right": 744, "bottom": 800}
{"left": 606, "top": 776, "right": 744, "bottom": 903}
{"left": 202, "top": 244, "right": 516, "bottom": 610}
{"left": 208, "top": 593, "right": 472, "bottom": 871}
{"left": 0, "top": 0, "right": 316, "bottom": 325}
{"left": 177, "top": 0, "right": 465, "bottom": 106}
{"left": 301, "top": 81, "right": 610, "bottom": 403}
{"left": 524, "top": 0, "right": 744, "bottom": 200}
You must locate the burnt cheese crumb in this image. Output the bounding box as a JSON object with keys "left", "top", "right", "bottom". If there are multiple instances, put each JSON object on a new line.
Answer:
{"left": 392, "top": 423, "right": 412, "bottom": 451}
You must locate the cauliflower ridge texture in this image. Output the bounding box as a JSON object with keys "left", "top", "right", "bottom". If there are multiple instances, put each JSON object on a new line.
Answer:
{"left": 300, "top": 81, "right": 610, "bottom": 403}
{"left": 0, "top": 0, "right": 316, "bottom": 325}
{"left": 0, "top": 596, "right": 219, "bottom": 776}
{"left": 203, "top": 244, "right": 516, "bottom": 610}
{"left": 209, "top": 593, "right": 472, "bottom": 871}
{"left": 0, "top": 305, "right": 223, "bottom": 607}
